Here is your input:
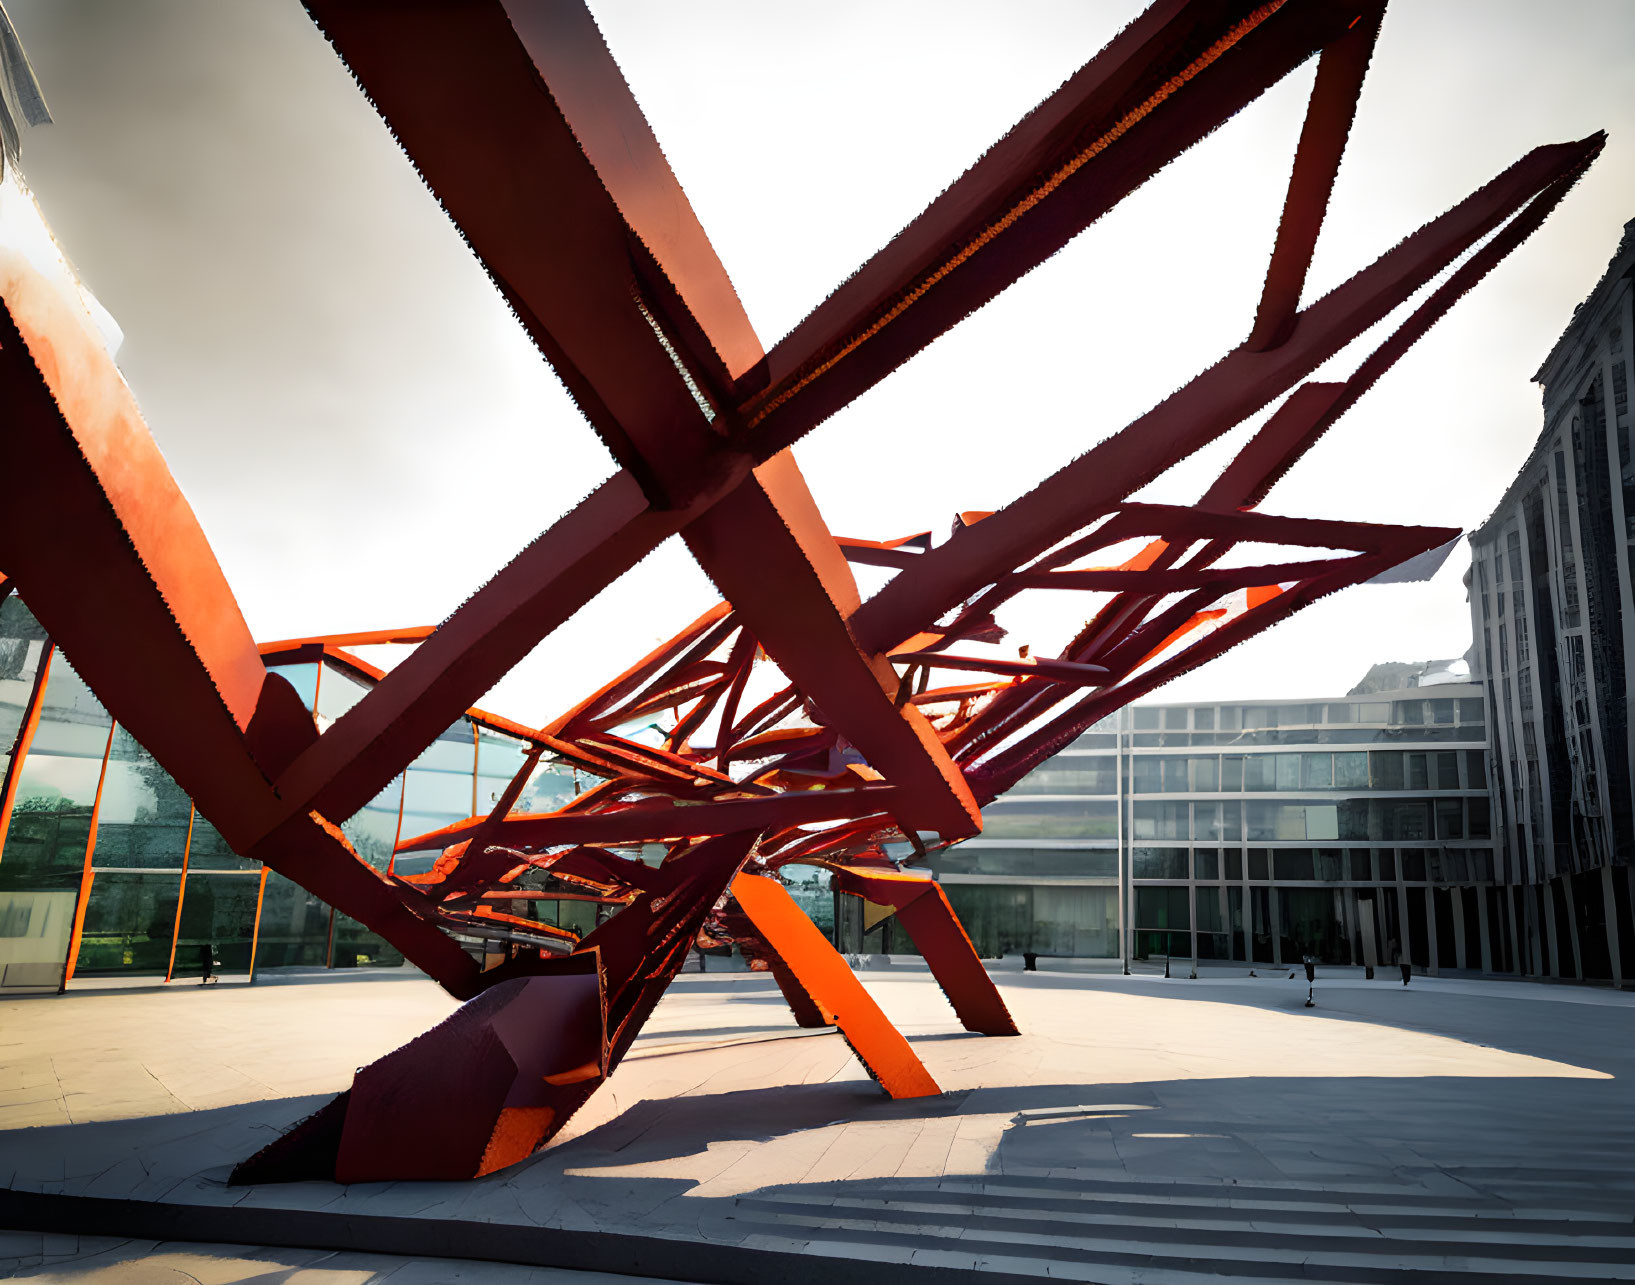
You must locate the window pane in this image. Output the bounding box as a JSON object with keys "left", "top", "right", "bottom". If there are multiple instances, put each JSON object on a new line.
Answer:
{"left": 1131, "top": 848, "right": 1188, "bottom": 879}
{"left": 265, "top": 661, "right": 319, "bottom": 712}
{"left": 176, "top": 871, "right": 261, "bottom": 974}
{"left": 938, "top": 847, "right": 1117, "bottom": 879}
{"left": 1190, "top": 757, "right": 1218, "bottom": 792}
{"left": 89, "top": 726, "right": 192, "bottom": 871}
{"left": 1195, "top": 886, "right": 1223, "bottom": 931}
{"left": 513, "top": 758, "right": 582, "bottom": 814}
{"left": 1274, "top": 850, "right": 1314, "bottom": 881}
{"left": 1221, "top": 756, "right": 1244, "bottom": 791}
{"left": 1468, "top": 795, "right": 1491, "bottom": 839}
{"left": 1012, "top": 757, "right": 1118, "bottom": 795}
{"left": 331, "top": 913, "right": 405, "bottom": 969}
{"left": 1193, "top": 802, "right": 1223, "bottom": 841}
{"left": 475, "top": 728, "right": 530, "bottom": 816}
{"left": 1301, "top": 753, "right": 1332, "bottom": 788}
{"left": 985, "top": 798, "right": 1118, "bottom": 839}
{"left": 1195, "top": 849, "right": 1219, "bottom": 880}
{"left": 72, "top": 871, "right": 181, "bottom": 975}
{"left": 0, "top": 657, "right": 110, "bottom": 895}
{"left": 1406, "top": 754, "right": 1429, "bottom": 790}
{"left": 1334, "top": 752, "right": 1368, "bottom": 788}
{"left": 1134, "top": 885, "right": 1189, "bottom": 929}
{"left": 1370, "top": 752, "right": 1404, "bottom": 790}
{"left": 316, "top": 662, "right": 371, "bottom": 724}
{"left": 1164, "top": 707, "right": 1187, "bottom": 730}
{"left": 1129, "top": 801, "right": 1186, "bottom": 840}
{"left": 1306, "top": 804, "right": 1338, "bottom": 841}
{"left": 342, "top": 776, "right": 403, "bottom": 871}
{"left": 0, "top": 597, "right": 50, "bottom": 779}
{"left": 186, "top": 815, "right": 259, "bottom": 871}
{"left": 1194, "top": 708, "right": 1215, "bottom": 730}
{"left": 1435, "top": 798, "right": 1464, "bottom": 840}
{"left": 1465, "top": 751, "right": 1488, "bottom": 791}
{"left": 253, "top": 872, "right": 329, "bottom": 969}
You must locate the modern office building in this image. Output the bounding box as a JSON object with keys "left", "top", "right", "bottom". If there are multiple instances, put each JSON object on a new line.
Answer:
{"left": 901, "top": 673, "right": 1498, "bottom": 974}
{"left": 1467, "top": 218, "right": 1635, "bottom": 985}
{"left": 0, "top": 593, "right": 582, "bottom": 993}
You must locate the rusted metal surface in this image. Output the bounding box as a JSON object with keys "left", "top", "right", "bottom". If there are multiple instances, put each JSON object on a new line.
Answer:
{"left": 0, "top": 0, "right": 1597, "bottom": 1181}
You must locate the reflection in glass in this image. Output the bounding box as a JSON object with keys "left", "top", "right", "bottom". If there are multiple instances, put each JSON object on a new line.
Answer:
{"left": 177, "top": 872, "right": 260, "bottom": 974}
{"left": 74, "top": 871, "right": 180, "bottom": 974}
{"left": 315, "top": 662, "right": 370, "bottom": 724}
{"left": 985, "top": 798, "right": 1116, "bottom": 839}
{"left": 252, "top": 872, "right": 329, "bottom": 969}
{"left": 343, "top": 776, "right": 403, "bottom": 871}
{"left": 185, "top": 814, "right": 259, "bottom": 871}
{"left": 1011, "top": 757, "right": 1117, "bottom": 795}
{"left": 331, "top": 912, "right": 406, "bottom": 969}
{"left": 265, "top": 661, "right": 319, "bottom": 712}
{"left": 89, "top": 726, "right": 191, "bottom": 870}
{"left": 938, "top": 846, "right": 1116, "bottom": 879}
{"left": 475, "top": 727, "right": 529, "bottom": 816}
{"left": 0, "top": 657, "right": 110, "bottom": 895}
{"left": 1131, "top": 847, "right": 1187, "bottom": 879}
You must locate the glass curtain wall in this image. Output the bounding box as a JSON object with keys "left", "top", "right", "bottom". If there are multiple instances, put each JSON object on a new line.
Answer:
{"left": 0, "top": 598, "right": 578, "bottom": 990}
{"left": 1124, "top": 691, "right": 1496, "bottom": 969}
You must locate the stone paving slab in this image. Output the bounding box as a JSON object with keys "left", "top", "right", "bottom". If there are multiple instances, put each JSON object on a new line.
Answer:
{"left": 1, "top": 969, "right": 1631, "bottom": 1282}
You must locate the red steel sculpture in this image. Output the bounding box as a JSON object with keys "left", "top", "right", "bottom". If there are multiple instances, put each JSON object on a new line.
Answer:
{"left": 0, "top": 0, "right": 1600, "bottom": 1182}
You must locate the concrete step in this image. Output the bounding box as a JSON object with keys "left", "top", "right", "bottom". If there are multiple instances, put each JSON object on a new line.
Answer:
{"left": 725, "top": 1175, "right": 1635, "bottom": 1284}
{"left": 741, "top": 1189, "right": 1635, "bottom": 1246}
{"left": 924, "top": 1176, "right": 1635, "bottom": 1221}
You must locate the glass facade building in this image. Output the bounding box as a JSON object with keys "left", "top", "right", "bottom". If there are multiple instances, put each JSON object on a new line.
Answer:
{"left": 852, "top": 684, "right": 1498, "bottom": 972}
{"left": 1467, "top": 218, "right": 1635, "bottom": 985}
{"left": 0, "top": 595, "right": 580, "bottom": 993}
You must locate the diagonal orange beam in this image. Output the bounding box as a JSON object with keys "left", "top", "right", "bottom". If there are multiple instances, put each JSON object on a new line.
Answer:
{"left": 732, "top": 873, "right": 940, "bottom": 1098}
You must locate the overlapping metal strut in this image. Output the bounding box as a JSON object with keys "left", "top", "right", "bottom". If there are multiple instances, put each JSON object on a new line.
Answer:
{"left": 0, "top": 0, "right": 1599, "bottom": 1181}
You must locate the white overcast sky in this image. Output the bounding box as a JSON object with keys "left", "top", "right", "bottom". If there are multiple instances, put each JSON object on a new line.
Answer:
{"left": 7, "top": 1, "right": 1634, "bottom": 724}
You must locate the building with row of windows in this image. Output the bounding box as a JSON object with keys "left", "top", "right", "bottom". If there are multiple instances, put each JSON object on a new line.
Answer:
{"left": 1467, "top": 218, "right": 1635, "bottom": 986}
{"left": 0, "top": 594, "right": 584, "bottom": 993}
{"left": 848, "top": 674, "right": 1503, "bottom": 976}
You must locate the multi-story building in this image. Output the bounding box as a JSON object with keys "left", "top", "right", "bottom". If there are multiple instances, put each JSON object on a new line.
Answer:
{"left": 1468, "top": 218, "right": 1635, "bottom": 985}
{"left": 911, "top": 676, "right": 1498, "bottom": 974}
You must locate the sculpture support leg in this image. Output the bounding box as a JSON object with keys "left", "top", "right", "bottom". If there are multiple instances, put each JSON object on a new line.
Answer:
{"left": 732, "top": 873, "right": 939, "bottom": 1099}
{"left": 833, "top": 870, "right": 1019, "bottom": 1037}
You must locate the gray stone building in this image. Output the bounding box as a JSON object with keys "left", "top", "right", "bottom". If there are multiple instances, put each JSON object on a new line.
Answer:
{"left": 1467, "top": 218, "right": 1635, "bottom": 985}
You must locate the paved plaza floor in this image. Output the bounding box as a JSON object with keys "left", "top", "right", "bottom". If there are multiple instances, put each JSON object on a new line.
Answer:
{"left": 0, "top": 964, "right": 1631, "bottom": 1283}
